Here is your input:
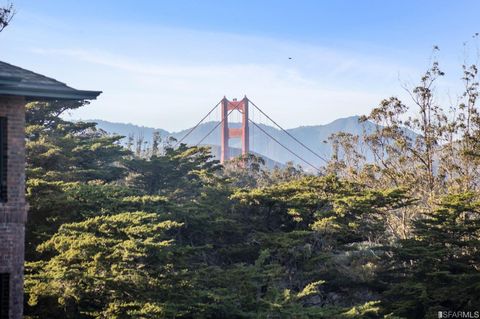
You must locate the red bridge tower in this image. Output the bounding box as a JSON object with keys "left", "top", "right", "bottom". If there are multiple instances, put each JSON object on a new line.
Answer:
{"left": 220, "top": 96, "right": 249, "bottom": 163}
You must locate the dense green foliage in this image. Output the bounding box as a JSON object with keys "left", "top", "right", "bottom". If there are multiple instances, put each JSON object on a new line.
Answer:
{"left": 381, "top": 194, "right": 480, "bottom": 318}
{"left": 24, "top": 56, "right": 480, "bottom": 318}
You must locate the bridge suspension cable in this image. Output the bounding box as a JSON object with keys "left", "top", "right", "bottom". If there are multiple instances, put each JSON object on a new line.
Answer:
{"left": 174, "top": 99, "right": 222, "bottom": 147}
{"left": 248, "top": 119, "right": 321, "bottom": 172}
{"left": 247, "top": 99, "right": 329, "bottom": 164}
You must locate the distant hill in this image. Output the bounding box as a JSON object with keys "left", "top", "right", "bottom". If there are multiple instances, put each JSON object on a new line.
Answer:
{"left": 92, "top": 120, "right": 169, "bottom": 141}
{"left": 91, "top": 116, "right": 392, "bottom": 168}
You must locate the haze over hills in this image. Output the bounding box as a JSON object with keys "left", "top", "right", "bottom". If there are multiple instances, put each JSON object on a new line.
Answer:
{"left": 92, "top": 116, "right": 381, "bottom": 167}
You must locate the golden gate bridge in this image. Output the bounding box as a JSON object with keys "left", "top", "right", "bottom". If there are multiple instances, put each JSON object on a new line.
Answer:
{"left": 174, "top": 96, "right": 328, "bottom": 172}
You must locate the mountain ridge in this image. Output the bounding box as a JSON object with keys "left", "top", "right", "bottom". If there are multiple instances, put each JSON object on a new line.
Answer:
{"left": 91, "top": 115, "right": 381, "bottom": 168}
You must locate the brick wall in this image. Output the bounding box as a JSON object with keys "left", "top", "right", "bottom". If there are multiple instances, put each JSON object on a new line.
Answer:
{"left": 0, "top": 96, "right": 26, "bottom": 319}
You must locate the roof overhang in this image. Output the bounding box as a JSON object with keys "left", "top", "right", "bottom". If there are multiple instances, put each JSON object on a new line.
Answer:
{"left": 0, "top": 86, "right": 102, "bottom": 101}
{"left": 0, "top": 61, "right": 102, "bottom": 101}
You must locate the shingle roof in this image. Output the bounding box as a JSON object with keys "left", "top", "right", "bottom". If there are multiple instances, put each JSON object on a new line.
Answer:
{"left": 0, "top": 61, "right": 101, "bottom": 100}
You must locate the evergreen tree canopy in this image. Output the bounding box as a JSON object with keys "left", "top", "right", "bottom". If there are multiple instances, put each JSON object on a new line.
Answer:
{"left": 381, "top": 193, "right": 480, "bottom": 318}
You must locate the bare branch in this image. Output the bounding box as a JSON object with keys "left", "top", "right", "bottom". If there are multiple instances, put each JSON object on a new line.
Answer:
{"left": 0, "top": 3, "right": 15, "bottom": 33}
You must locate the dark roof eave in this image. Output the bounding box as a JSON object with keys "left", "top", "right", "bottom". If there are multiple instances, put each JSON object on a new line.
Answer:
{"left": 0, "top": 87, "right": 102, "bottom": 100}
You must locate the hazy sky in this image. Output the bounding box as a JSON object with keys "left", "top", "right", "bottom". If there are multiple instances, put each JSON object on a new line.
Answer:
{"left": 1, "top": 0, "right": 479, "bottom": 131}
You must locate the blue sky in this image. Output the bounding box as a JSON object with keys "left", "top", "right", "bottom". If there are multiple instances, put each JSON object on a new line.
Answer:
{"left": 1, "top": 0, "right": 479, "bottom": 131}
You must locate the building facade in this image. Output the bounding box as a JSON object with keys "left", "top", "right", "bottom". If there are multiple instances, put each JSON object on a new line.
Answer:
{"left": 0, "top": 61, "right": 101, "bottom": 319}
